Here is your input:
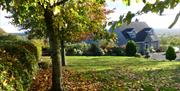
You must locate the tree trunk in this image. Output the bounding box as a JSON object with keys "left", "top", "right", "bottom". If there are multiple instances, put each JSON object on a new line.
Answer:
{"left": 60, "top": 40, "right": 66, "bottom": 66}
{"left": 44, "top": 8, "right": 62, "bottom": 91}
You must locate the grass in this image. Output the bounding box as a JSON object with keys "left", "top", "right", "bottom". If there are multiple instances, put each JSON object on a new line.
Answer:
{"left": 42, "top": 56, "right": 180, "bottom": 91}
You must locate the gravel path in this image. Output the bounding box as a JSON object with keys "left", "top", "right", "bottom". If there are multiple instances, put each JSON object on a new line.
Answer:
{"left": 150, "top": 52, "right": 180, "bottom": 61}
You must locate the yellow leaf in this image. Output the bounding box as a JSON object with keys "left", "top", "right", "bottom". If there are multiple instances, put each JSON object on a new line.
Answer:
{"left": 3, "top": 79, "right": 8, "bottom": 86}
{"left": 53, "top": 6, "right": 61, "bottom": 15}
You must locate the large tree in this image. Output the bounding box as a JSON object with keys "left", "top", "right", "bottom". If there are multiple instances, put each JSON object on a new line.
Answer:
{"left": 53, "top": 1, "right": 106, "bottom": 66}
{"left": 0, "top": 0, "right": 106, "bottom": 90}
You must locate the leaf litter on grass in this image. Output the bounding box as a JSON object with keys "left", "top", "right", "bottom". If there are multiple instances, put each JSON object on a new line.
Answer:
{"left": 29, "top": 57, "right": 180, "bottom": 91}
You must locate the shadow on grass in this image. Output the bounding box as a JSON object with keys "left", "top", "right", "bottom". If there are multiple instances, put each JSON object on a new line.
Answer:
{"left": 64, "top": 65, "right": 180, "bottom": 91}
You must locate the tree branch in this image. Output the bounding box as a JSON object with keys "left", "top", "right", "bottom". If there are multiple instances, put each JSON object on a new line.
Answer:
{"left": 169, "top": 11, "right": 180, "bottom": 29}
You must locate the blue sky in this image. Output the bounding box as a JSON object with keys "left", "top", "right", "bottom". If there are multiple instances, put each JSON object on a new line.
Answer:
{"left": 0, "top": 0, "right": 179, "bottom": 33}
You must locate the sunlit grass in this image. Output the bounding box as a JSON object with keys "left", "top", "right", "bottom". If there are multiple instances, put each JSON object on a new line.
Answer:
{"left": 65, "top": 56, "right": 180, "bottom": 72}
{"left": 42, "top": 56, "right": 180, "bottom": 90}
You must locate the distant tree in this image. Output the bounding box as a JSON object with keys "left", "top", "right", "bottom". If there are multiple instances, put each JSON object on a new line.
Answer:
{"left": 126, "top": 40, "right": 137, "bottom": 56}
{"left": 166, "top": 46, "right": 176, "bottom": 61}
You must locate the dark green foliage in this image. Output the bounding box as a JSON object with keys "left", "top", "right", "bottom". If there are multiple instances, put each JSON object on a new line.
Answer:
{"left": 38, "top": 61, "right": 50, "bottom": 69}
{"left": 42, "top": 47, "right": 50, "bottom": 56}
{"left": 0, "top": 34, "right": 23, "bottom": 41}
{"left": 0, "top": 37, "right": 39, "bottom": 91}
{"left": 86, "top": 44, "right": 104, "bottom": 56}
{"left": 106, "top": 47, "right": 125, "bottom": 56}
{"left": 165, "top": 46, "right": 176, "bottom": 61}
{"left": 125, "top": 40, "right": 137, "bottom": 56}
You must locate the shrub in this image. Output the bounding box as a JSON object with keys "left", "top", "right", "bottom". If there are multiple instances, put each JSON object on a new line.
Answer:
{"left": 0, "top": 34, "right": 25, "bottom": 41}
{"left": 30, "top": 39, "right": 42, "bottom": 60}
{"left": 85, "top": 44, "right": 104, "bottom": 56}
{"left": 158, "top": 45, "right": 168, "bottom": 52}
{"left": 38, "top": 61, "right": 50, "bottom": 69}
{"left": 0, "top": 38, "right": 39, "bottom": 91}
{"left": 66, "top": 42, "right": 90, "bottom": 56}
{"left": 106, "top": 47, "right": 125, "bottom": 56}
{"left": 165, "top": 46, "right": 176, "bottom": 61}
{"left": 99, "top": 39, "right": 117, "bottom": 49}
{"left": 125, "top": 40, "right": 137, "bottom": 56}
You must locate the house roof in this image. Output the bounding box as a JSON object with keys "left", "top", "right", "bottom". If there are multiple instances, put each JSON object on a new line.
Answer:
{"left": 120, "top": 22, "right": 149, "bottom": 32}
{"left": 109, "top": 27, "right": 127, "bottom": 45}
{"left": 136, "top": 28, "right": 159, "bottom": 42}
{"left": 109, "top": 21, "right": 159, "bottom": 45}
{"left": 122, "top": 28, "right": 135, "bottom": 40}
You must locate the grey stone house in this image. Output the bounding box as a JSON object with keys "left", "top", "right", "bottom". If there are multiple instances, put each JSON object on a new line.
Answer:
{"left": 110, "top": 21, "right": 160, "bottom": 54}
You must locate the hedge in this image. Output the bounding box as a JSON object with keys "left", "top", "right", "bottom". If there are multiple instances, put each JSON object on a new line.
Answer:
{"left": 0, "top": 38, "right": 39, "bottom": 90}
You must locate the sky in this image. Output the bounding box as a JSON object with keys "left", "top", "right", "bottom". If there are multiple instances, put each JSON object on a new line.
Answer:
{"left": 105, "top": 0, "right": 180, "bottom": 29}
{"left": 0, "top": 0, "right": 180, "bottom": 33}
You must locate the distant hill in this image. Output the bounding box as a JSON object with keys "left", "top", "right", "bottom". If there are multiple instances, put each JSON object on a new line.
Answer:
{"left": 154, "top": 28, "right": 180, "bottom": 36}
{"left": 9, "top": 33, "right": 26, "bottom": 36}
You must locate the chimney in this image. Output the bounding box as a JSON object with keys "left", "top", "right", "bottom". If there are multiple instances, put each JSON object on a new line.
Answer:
{"left": 135, "top": 19, "right": 139, "bottom": 22}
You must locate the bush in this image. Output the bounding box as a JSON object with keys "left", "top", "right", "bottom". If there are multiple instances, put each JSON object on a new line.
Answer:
{"left": 125, "top": 40, "right": 137, "bottom": 56}
{"left": 165, "top": 46, "right": 176, "bottom": 61}
{"left": 106, "top": 47, "right": 125, "bottom": 56}
{"left": 85, "top": 44, "right": 104, "bottom": 56}
{"left": 66, "top": 42, "right": 90, "bottom": 56}
{"left": 30, "top": 39, "right": 42, "bottom": 60}
{"left": 99, "top": 39, "right": 117, "bottom": 49}
{"left": 158, "top": 45, "right": 168, "bottom": 52}
{"left": 0, "top": 34, "right": 23, "bottom": 41}
{"left": 38, "top": 61, "right": 50, "bottom": 69}
{"left": 0, "top": 38, "right": 39, "bottom": 90}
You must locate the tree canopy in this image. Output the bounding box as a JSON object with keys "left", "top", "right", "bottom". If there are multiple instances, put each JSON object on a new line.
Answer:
{"left": 0, "top": 0, "right": 107, "bottom": 90}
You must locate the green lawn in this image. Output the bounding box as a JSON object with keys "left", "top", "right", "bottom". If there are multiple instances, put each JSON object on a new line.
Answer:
{"left": 43, "top": 56, "right": 180, "bottom": 91}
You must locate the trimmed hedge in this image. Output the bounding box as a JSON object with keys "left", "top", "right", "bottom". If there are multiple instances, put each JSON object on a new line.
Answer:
{"left": 0, "top": 37, "right": 39, "bottom": 90}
